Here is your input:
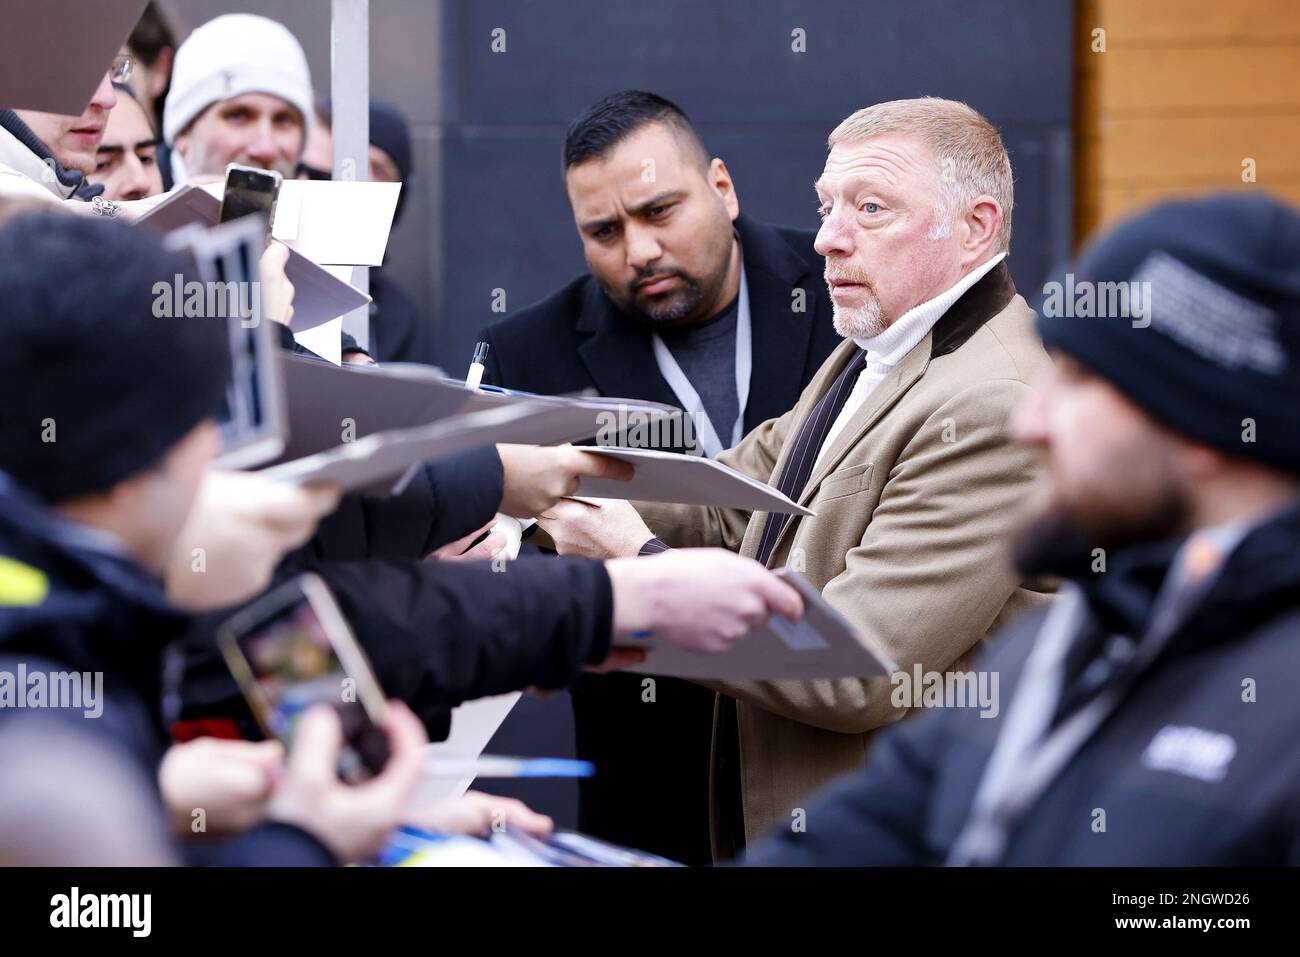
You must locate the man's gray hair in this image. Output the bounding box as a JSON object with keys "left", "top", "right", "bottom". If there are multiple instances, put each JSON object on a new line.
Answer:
{"left": 828, "top": 97, "right": 1014, "bottom": 252}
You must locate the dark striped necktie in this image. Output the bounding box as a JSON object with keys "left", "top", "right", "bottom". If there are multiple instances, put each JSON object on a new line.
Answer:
{"left": 754, "top": 347, "right": 867, "bottom": 565}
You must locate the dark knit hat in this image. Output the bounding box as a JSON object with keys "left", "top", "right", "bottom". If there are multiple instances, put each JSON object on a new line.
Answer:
{"left": 321, "top": 97, "right": 414, "bottom": 183}
{"left": 366, "top": 99, "right": 413, "bottom": 186}
{"left": 1036, "top": 192, "right": 1300, "bottom": 474}
{"left": 0, "top": 214, "right": 232, "bottom": 501}
{"left": 319, "top": 97, "right": 414, "bottom": 221}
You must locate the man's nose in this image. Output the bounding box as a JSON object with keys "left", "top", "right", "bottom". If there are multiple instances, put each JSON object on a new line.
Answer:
{"left": 624, "top": 223, "right": 662, "bottom": 271}
{"left": 814, "top": 211, "right": 854, "bottom": 259}
{"left": 120, "top": 154, "right": 152, "bottom": 201}
{"left": 244, "top": 119, "right": 278, "bottom": 165}
{"left": 88, "top": 72, "right": 117, "bottom": 114}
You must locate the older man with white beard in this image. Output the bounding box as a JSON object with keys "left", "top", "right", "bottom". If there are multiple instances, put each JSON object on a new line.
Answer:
{"left": 537, "top": 97, "right": 1055, "bottom": 860}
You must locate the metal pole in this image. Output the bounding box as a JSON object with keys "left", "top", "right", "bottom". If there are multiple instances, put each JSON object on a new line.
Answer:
{"left": 331, "top": 0, "right": 371, "bottom": 351}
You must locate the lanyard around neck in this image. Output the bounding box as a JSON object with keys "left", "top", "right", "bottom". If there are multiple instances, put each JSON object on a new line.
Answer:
{"left": 947, "top": 546, "right": 1235, "bottom": 866}
{"left": 650, "top": 260, "right": 751, "bottom": 458}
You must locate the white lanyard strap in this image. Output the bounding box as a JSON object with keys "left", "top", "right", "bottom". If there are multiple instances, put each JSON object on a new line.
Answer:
{"left": 651, "top": 261, "right": 751, "bottom": 458}
{"left": 948, "top": 543, "right": 1237, "bottom": 866}
{"left": 945, "top": 590, "right": 1086, "bottom": 865}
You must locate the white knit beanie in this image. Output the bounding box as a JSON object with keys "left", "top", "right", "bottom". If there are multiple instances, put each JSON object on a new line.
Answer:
{"left": 163, "top": 14, "right": 314, "bottom": 148}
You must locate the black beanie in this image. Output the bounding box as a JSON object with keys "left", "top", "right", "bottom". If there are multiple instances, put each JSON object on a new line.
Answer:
{"left": 1035, "top": 192, "right": 1300, "bottom": 475}
{"left": 0, "top": 213, "right": 233, "bottom": 501}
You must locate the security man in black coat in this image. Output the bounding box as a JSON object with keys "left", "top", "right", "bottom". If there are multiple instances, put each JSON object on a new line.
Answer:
{"left": 744, "top": 193, "right": 1300, "bottom": 866}
{"left": 480, "top": 92, "right": 840, "bottom": 864}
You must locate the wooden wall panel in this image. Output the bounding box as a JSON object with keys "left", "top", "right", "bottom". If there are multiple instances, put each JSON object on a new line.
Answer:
{"left": 1075, "top": 0, "right": 1300, "bottom": 243}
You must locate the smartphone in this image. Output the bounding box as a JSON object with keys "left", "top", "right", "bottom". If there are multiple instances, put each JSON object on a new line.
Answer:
{"left": 217, "top": 573, "right": 390, "bottom": 782}
{"left": 218, "top": 162, "right": 282, "bottom": 228}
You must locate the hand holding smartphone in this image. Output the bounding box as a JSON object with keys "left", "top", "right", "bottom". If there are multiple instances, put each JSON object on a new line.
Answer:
{"left": 218, "top": 162, "right": 283, "bottom": 229}
{"left": 217, "top": 573, "right": 390, "bottom": 783}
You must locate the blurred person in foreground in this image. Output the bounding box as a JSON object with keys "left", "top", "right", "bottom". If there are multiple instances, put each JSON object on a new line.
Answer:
{"left": 0, "top": 214, "right": 556, "bottom": 864}
{"left": 743, "top": 193, "right": 1300, "bottom": 866}
{"left": 0, "top": 212, "right": 409, "bottom": 864}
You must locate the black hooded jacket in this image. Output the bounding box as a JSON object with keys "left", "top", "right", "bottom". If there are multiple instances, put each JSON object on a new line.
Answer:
{"left": 745, "top": 497, "right": 1300, "bottom": 866}
{"left": 0, "top": 476, "right": 334, "bottom": 865}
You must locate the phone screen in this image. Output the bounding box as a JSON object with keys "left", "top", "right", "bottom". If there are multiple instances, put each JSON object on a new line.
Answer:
{"left": 219, "top": 576, "right": 390, "bottom": 782}
{"left": 219, "top": 164, "right": 281, "bottom": 227}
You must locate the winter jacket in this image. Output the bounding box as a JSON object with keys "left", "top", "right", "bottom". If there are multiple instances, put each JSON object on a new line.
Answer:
{"left": 745, "top": 496, "right": 1300, "bottom": 866}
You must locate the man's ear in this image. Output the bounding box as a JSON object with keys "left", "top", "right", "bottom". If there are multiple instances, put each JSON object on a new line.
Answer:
{"left": 960, "top": 195, "right": 1001, "bottom": 260}
{"left": 710, "top": 157, "right": 740, "bottom": 222}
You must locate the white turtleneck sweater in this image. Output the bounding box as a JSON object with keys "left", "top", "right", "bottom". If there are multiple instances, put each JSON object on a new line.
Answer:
{"left": 812, "top": 251, "right": 1007, "bottom": 470}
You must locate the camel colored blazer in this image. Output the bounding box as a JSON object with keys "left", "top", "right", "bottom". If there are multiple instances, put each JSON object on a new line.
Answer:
{"left": 635, "top": 262, "right": 1055, "bottom": 853}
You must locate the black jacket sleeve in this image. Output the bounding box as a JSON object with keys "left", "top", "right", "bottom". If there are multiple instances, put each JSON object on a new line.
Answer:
{"left": 738, "top": 706, "right": 950, "bottom": 867}
{"left": 315, "top": 553, "right": 615, "bottom": 709}
{"left": 303, "top": 446, "right": 504, "bottom": 562}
